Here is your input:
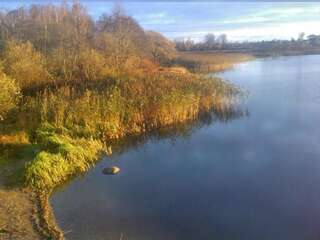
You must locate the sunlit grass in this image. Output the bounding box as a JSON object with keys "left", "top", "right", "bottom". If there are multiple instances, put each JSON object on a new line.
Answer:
{"left": 176, "top": 52, "right": 254, "bottom": 73}
{"left": 25, "top": 124, "right": 102, "bottom": 190}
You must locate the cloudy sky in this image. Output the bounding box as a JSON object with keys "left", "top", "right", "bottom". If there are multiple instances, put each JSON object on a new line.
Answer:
{"left": 1, "top": 1, "right": 320, "bottom": 42}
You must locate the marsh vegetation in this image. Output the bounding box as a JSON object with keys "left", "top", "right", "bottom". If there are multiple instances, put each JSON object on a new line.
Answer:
{"left": 175, "top": 51, "right": 254, "bottom": 73}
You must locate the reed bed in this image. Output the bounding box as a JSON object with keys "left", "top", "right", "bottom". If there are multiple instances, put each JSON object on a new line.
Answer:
{"left": 176, "top": 52, "right": 254, "bottom": 73}
{"left": 19, "top": 71, "right": 241, "bottom": 191}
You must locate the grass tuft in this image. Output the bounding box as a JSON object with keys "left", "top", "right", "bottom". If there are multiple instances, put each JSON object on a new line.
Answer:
{"left": 25, "top": 125, "right": 102, "bottom": 190}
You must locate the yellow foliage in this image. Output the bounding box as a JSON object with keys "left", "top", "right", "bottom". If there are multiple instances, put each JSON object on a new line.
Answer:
{"left": 0, "top": 66, "right": 20, "bottom": 120}
{"left": 3, "top": 40, "right": 50, "bottom": 89}
{"left": 78, "top": 48, "right": 110, "bottom": 81}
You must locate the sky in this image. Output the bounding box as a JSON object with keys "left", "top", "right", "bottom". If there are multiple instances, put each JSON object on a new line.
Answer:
{"left": 1, "top": 1, "right": 320, "bottom": 42}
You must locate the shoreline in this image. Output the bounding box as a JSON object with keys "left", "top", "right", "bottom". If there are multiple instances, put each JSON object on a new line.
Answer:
{"left": 1, "top": 54, "right": 251, "bottom": 240}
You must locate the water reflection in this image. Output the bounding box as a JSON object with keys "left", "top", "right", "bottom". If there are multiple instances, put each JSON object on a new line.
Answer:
{"left": 109, "top": 105, "right": 248, "bottom": 155}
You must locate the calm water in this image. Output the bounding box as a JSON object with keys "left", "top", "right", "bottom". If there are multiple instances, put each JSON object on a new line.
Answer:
{"left": 51, "top": 55, "right": 320, "bottom": 240}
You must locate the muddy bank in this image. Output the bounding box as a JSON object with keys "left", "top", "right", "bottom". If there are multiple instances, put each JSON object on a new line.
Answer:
{"left": 0, "top": 189, "right": 40, "bottom": 240}
{"left": 0, "top": 154, "right": 62, "bottom": 240}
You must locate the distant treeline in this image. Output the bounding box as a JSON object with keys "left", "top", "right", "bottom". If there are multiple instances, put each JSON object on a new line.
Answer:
{"left": 175, "top": 33, "right": 320, "bottom": 56}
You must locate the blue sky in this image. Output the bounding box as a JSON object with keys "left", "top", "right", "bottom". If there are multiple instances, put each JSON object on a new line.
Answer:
{"left": 1, "top": 1, "right": 320, "bottom": 42}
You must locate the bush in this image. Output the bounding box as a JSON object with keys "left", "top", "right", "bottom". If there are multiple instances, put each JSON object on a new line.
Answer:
{"left": 77, "top": 48, "right": 110, "bottom": 81}
{"left": 3, "top": 40, "right": 50, "bottom": 89}
{"left": 49, "top": 47, "right": 110, "bottom": 83}
{"left": 0, "top": 68, "right": 20, "bottom": 120}
{"left": 147, "top": 31, "right": 177, "bottom": 65}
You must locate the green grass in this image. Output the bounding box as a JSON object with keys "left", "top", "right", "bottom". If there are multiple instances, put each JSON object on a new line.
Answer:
{"left": 24, "top": 124, "right": 102, "bottom": 190}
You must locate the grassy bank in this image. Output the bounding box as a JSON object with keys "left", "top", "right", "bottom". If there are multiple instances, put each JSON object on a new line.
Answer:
{"left": 20, "top": 72, "right": 241, "bottom": 191}
{"left": 24, "top": 124, "right": 102, "bottom": 190}
{"left": 175, "top": 51, "right": 254, "bottom": 73}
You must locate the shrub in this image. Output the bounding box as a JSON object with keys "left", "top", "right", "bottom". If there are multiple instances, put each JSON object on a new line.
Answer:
{"left": 78, "top": 48, "right": 110, "bottom": 81}
{"left": 147, "top": 31, "right": 177, "bottom": 65}
{"left": 0, "top": 67, "right": 20, "bottom": 120}
{"left": 3, "top": 40, "right": 50, "bottom": 89}
{"left": 49, "top": 47, "right": 110, "bottom": 82}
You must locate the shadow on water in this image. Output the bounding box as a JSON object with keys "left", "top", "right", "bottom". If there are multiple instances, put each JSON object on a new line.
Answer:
{"left": 105, "top": 104, "right": 249, "bottom": 157}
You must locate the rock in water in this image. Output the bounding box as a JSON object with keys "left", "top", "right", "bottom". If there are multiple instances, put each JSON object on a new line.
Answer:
{"left": 102, "top": 166, "right": 120, "bottom": 175}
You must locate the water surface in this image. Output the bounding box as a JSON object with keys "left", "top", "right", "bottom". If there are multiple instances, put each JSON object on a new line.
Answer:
{"left": 51, "top": 55, "right": 320, "bottom": 240}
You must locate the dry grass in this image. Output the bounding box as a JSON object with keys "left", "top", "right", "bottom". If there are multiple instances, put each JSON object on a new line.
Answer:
{"left": 0, "top": 132, "right": 29, "bottom": 146}
{"left": 176, "top": 51, "right": 254, "bottom": 73}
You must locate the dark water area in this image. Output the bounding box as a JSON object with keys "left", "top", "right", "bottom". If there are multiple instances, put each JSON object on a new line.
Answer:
{"left": 51, "top": 55, "right": 320, "bottom": 240}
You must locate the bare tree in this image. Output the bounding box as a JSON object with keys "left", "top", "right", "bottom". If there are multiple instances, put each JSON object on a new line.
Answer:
{"left": 298, "top": 32, "right": 305, "bottom": 41}
{"left": 204, "top": 33, "right": 216, "bottom": 49}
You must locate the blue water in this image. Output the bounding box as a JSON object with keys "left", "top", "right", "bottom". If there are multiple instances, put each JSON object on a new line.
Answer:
{"left": 51, "top": 55, "right": 320, "bottom": 240}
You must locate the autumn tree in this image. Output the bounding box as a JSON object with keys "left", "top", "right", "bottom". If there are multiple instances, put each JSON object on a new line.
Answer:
{"left": 204, "top": 33, "right": 216, "bottom": 49}
{"left": 147, "top": 31, "right": 176, "bottom": 65}
{"left": 96, "top": 6, "right": 152, "bottom": 72}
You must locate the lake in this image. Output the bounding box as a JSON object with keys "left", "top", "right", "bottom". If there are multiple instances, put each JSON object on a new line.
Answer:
{"left": 51, "top": 55, "right": 320, "bottom": 240}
